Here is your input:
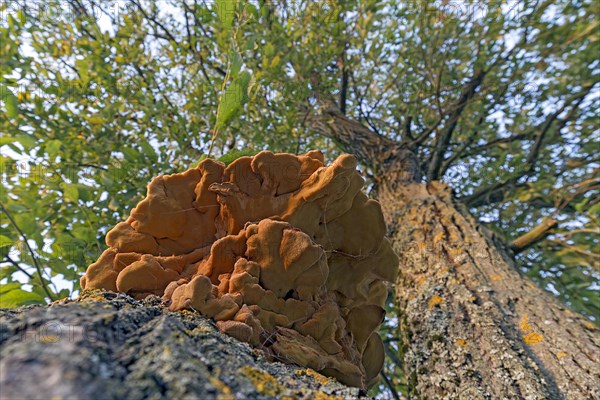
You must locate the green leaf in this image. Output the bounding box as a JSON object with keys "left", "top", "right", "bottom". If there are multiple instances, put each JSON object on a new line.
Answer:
{"left": 0, "top": 288, "right": 45, "bottom": 308}
{"left": 61, "top": 183, "right": 79, "bottom": 202}
{"left": 17, "top": 9, "right": 26, "bottom": 25}
{"left": 48, "top": 259, "right": 73, "bottom": 277}
{"left": 230, "top": 49, "right": 243, "bottom": 77}
{"left": 0, "top": 244, "right": 12, "bottom": 259}
{"left": 45, "top": 140, "right": 62, "bottom": 158}
{"left": 0, "top": 282, "right": 22, "bottom": 294}
{"left": 216, "top": 71, "right": 251, "bottom": 130}
{"left": 1, "top": 85, "right": 18, "bottom": 118}
{"left": 122, "top": 147, "right": 140, "bottom": 162}
{"left": 6, "top": 204, "right": 27, "bottom": 213}
{"left": 0, "top": 265, "right": 17, "bottom": 281}
{"left": 0, "top": 136, "right": 15, "bottom": 146}
{"left": 7, "top": 14, "right": 16, "bottom": 30}
{"left": 586, "top": 203, "right": 600, "bottom": 217}
{"left": 13, "top": 134, "right": 36, "bottom": 149}
{"left": 0, "top": 234, "right": 14, "bottom": 247}
{"left": 140, "top": 140, "right": 157, "bottom": 163}
{"left": 215, "top": 0, "right": 238, "bottom": 28}
{"left": 218, "top": 148, "right": 257, "bottom": 166}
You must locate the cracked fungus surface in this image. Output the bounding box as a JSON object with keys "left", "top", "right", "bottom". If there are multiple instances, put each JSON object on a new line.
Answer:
{"left": 81, "top": 150, "right": 398, "bottom": 389}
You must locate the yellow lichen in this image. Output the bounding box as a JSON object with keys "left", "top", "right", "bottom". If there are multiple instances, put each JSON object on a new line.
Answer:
{"left": 207, "top": 374, "right": 234, "bottom": 400}
{"left": 449, "top": 248, "right": 462, "bottom": 256}
{"left": 519, "top": 315, "right": 532, "bottom": 331}
{"left": 77, "top": 289, "right": 110, "bottom": 303}
{"left": 428, "top": 295, "right": 445, "bottom": 309}
{"left": 240, "top": 366, "right": 283, "bottom": 397}
{"left": 415, "top": 276, "right": 427, "bottom": 286}
{"left": 295, "top": 368, "right": 333, "bottom": 385}
{"left": 490, "top": 275, "right": 503, "bottom": 281}
{"left": 556, "top": 351, "right": 568, "bottom": 359}
{"left": 184, "top": 327, "right": 212, "bottom": 336}
{"left": 455, "top": 338, "right": 467, "bottom": 347}
{"left": 312, "top": 393, "right": 344, "bottom": 400}
{"left": 433, "top": 231, "right": 446, "bottom": 243}
{"left": 523, "top": 332, "right": 544, "bottom": 345}
{"left": 40, "top": 335, "right": 60, "bottom": 343}
{"left": 582, "top": 321, "right": 597, "bottom": 331}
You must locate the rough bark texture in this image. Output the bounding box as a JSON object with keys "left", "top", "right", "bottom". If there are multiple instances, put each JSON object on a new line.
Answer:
{"left": 381, "top": 181, "right": 600, "bottom": 400}
{"left": 0, "top": 291, "right": 364, "bottom": 400}
{"left": 309, "top": 104, "right": 600, "bottom": 399}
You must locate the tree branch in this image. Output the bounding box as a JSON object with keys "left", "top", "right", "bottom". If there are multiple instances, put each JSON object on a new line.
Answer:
{"left": 426, "top": 68, "right": 487, "bottom": 181}
{"left": 307, "top": 101, "right": 422, "bottom": 186}
{"left": 462, "top": 178, "right": 521, "bottom": 208}
{"left": 526, "top": 84, "right": 595, "bottom": 167}
{"left": 510, "top": 217, "right": 558, "bottom": 254}
{"left": 463, "top": 84, "right": 595, "bottom": 208}
{"left": 0, "top": 201, "right": 55, "bottom": 300}
{"left": 380, "top": 370, "right": 401, "bottom": 400}
{"left": 338, "top": 46, "right": 348, "bottom": 115}
{"left": 307, "top": 101, "right": 399, "bottom": 168}
{"left": 4, "top": 254, "right": 34, "bottom": 279}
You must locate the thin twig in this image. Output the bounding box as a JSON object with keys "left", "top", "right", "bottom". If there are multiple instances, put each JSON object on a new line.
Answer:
{"left": 4, "top": 254, "right": 34, "bottom": 279}
{"left": 0, "top": 201, "right": 55, "bottom": 300}
{"left": 380, "top": 370, "right": 401, "bottom": 400}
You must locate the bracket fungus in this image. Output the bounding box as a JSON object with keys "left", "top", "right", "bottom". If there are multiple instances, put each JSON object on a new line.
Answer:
{"left": 81, "top": 150, "right": 398, "bottom": 389}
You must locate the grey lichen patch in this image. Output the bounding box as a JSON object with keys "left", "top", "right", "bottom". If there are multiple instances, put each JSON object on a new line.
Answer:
{"left": 240, "top": 365, "right": 285, "bottom": 397}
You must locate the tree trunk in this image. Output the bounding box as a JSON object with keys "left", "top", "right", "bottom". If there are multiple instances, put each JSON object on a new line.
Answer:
{"left": 309, "top": 103, "right": 600, "bottom": 399}
{"left": 382, "top": 181, "right": 599, "bottom": 399}
{"left": 0, "top": 291, "right": 364, "bottom": 400}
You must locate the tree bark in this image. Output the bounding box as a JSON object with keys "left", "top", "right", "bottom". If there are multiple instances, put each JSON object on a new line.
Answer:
{"left": 0, "top": 291, "right": 364, "bottom": 400}
{"left": 383, "top": 181, "right": 599, "bottom": 399}
{"left": 309, "top": 105, "right": 600, "bottom": 399}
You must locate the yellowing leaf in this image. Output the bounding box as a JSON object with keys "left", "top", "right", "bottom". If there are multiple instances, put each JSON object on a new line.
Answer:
{"left": 270, "top": 55, "right": 281, "bottom": 68}
{"left": 88, "top": 116, "right": 106, "bottom": 125}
